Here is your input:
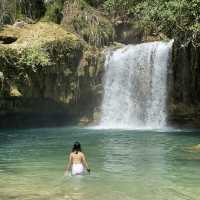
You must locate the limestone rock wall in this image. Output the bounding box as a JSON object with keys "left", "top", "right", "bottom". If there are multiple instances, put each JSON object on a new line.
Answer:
{"left": 168, "top": 34, "right": 200, "bottom": 127}
{"left": 0, "top": 22, "right": 105, "bottom": 127}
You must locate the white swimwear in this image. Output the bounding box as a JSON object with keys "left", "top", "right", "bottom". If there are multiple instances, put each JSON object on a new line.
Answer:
{"left": 72, "top": 163, "right": 84, "bottom": 175}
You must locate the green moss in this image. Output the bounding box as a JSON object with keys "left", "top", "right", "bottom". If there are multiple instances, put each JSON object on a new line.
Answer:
{"left": 190, "top": 23, "right": 200, "bottom": 32}
{"left": 19, "top": 47, "right": 50, "bottom": 71}
{"left": 44, "top": 38, "right": 83, "bottom": 72}
{"left": 0, "top": 22, "right": 82, "bottom": 47}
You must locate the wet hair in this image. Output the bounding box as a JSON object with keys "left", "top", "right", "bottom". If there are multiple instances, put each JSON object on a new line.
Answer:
{"left": 72, "top": 141, "right": 81, "bottom": 154}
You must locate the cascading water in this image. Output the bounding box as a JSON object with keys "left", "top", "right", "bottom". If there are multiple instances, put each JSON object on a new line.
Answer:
{"left": 99, "top": 41, "right": 173, "bottom": 129}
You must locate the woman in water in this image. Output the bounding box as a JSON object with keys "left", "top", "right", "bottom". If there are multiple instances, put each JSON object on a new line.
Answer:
{"left": 65, "top": 142, "right": 90, "bottom": 175}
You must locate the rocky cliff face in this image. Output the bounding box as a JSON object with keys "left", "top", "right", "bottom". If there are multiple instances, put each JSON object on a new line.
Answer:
{"left": 168, "top": 33, "right": 200, "bottom": 127}
{"left": 0, "top": 21, "right": 105, "bottom": 127}
{"left": 0, "top": 0, "right": 110, "bottom": 128}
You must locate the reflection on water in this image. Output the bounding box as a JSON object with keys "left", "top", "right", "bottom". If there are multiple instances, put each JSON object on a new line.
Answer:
{"left": 0, "top": 127, "right": 200, "bottom": 200}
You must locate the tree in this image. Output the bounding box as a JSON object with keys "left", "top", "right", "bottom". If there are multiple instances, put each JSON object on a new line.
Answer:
{"left": 0, "top": 0, "right": 16, "bottom": 25}
{"left": 17, "top": 0, "right": 46, "bottom": 20}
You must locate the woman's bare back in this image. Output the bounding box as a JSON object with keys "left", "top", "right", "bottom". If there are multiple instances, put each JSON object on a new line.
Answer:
{"left": 64, "top": 142, "right": 90, "bottom": 174}
{"left": 70, "top": 152, "right": 84, "bottom": 164}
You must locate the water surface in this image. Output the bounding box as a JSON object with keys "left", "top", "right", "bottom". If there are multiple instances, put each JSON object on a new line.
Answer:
{"left": 0, "top": 127, "right": 200, "bottom": 200}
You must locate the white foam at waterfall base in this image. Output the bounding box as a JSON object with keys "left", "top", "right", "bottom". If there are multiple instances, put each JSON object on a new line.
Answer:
{"left": 98, "top": 41, "right": 173, "bottom": 129}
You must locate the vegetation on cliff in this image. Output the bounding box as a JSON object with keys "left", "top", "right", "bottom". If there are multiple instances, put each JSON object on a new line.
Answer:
{"left": 1, "top": 0, "right": 199, "bottom": 41}
{"left": 0, "top": 22, "right": 83, "bottom": 102}
{"left": 0, "top": 20, "right": 105, "bottom": 124}
{"left": 44, "top": 0, "right": 64, "bottom": 24}
{"left": 62, "top": 0, "right": 115, "bottom": 47}
{"left": 102, "top": 0, "right": 200, "bottom": 39}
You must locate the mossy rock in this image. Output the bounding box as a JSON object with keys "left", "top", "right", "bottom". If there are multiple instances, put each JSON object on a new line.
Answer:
{"left": 0, "top": 22, "right": 81, "bottom": 47}
{"left": 0, "top": 22, "right": 84, "bottom": 102}
{"left": 0, "top": 21, "right": 105, "bottom": 125}
{"left": 0, "top": 22, "right": 83, "bottom": 68}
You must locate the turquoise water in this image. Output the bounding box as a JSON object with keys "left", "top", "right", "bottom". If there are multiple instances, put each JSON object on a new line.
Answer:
{"left": 0, "top": 127, "right": 200, "bottom": 200}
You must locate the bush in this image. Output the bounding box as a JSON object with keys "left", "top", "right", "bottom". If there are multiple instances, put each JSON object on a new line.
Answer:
{"left": 17, "top": 0, "right": 46, "bottom": 20}
{"left": 103, "top": 0, "right": 200, "bottom": 38}
{"left": 44, "top": 0, "right": 64, "bottom": 24}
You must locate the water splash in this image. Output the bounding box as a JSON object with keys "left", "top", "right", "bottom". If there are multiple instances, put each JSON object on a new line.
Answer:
{"left": 99, "top": 41, "right": 173, "bottom": 129}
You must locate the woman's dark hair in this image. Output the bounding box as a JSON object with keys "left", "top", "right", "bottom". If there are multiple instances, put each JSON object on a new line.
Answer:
{"left": 72, "top": 141, "right": 81, "bottom": 154}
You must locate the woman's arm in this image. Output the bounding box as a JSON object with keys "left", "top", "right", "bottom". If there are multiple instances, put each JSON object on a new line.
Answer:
{"left": 64, "top": 153, "right": 72, "bottom": 172}
{"left": 82, "top": 153, "right": 90, "bottom": 172}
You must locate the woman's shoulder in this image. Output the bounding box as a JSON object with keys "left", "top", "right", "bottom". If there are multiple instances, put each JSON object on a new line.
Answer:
{"left": 79, "top": 152, "right": 85, "bottom": 156}
{"left": 70, "top": 152, "right": 75, "bottom": 157}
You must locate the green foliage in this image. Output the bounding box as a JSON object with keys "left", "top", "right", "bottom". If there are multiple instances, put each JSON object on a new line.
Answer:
{"left": 190, "top": 23, "right": 200, "bottom": 32}
{"left": 44, "top": 0, "right": 64, "bottom": 24}
{"left": 0, "top": 46, "right": 18, "bottom": 70}
{"left": 17, "top": 0, "right": 46, "bottom": 20}
{"left": 0, "top": 0, "right": 16, "bottom": 25}
{"left": 19, "top": 48, "right": 50, "bottom": 72}
{"left": 103, "top": 0, "right": 200, "bottom": 38}
{"left": 1, "top": 0, "right": 63, "bottom": 23}
{"left": 62, "top": 0, "right": 115, "bottom": 47}
{"left": 44, "top": 39, "right": 84, "bottom": 70}
{"left": 135, "top": 0, "right": 200, "bottom": 36}
{"left": 72, "top": 14, "right": 114, "bottom": 47}
{"left": 103, "top": 0, "right": 140, "bottom": 19}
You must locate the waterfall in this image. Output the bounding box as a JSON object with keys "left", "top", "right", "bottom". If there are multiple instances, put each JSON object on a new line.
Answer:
{"left": 99, "top": 41, "right": 173, "bottom": 129}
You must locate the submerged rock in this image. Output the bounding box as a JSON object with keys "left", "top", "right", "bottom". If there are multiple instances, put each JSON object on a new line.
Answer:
{"left": 188, "top": 144, "right": 200, "bottom": 152}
